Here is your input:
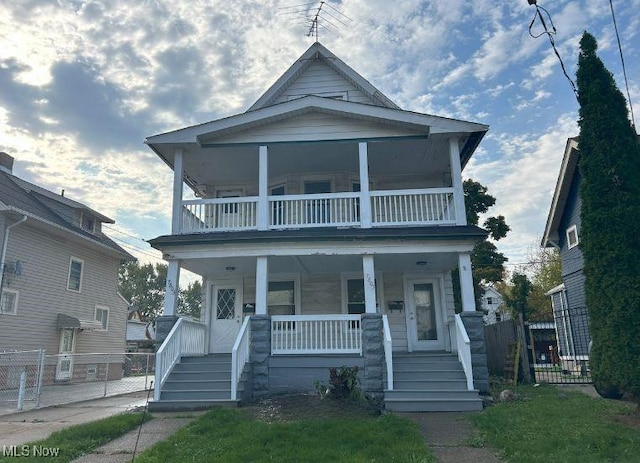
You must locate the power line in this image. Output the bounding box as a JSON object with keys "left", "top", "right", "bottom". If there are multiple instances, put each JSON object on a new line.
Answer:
{"left": 608, "top": 0, "right": 637, "bottom": 131}
{"left": 108, "top": 235, "right": 161, "bottom": 259}
{"left": 103, "top": 224, "right": 150, "bottom": 243}
{"left": 527, "top": 1, "right": 579, "bottom": 102}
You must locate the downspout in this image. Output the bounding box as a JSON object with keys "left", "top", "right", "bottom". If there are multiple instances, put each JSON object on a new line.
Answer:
{"left": 0, "top": 215, "right": 28, "bottom": 302}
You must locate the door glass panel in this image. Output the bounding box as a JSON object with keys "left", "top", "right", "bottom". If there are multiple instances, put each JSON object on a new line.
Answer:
{"left": 217, "top": 289, "right": 236, "bottom": 320}
{"left": 61, "top": 329, "right": 75, "bottom": 352}
{"left": 414, "top": 283, "right": 437, "bottom": 341}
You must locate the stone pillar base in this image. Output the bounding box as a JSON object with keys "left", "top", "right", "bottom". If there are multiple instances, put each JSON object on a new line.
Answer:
{"left": 460, "top": 312, "right": 489, "bottom": 393}
{"left": 361, "top": 314, "right": 384, "bottom": 399}
{"left": 250, "top": 315, "right": 271, "bottom": 399}
{"left": 154, "top": 315, "right": 179, "bottom": 348}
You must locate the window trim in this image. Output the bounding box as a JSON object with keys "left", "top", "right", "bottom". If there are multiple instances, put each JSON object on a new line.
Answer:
{"left": 67, "top": 257, "right": 84, "bottom": 292}
{"left": 268, "top": 274, "right": 301, "bottom": 316}
{"left": 566, "top": 225, "right": 579, "bottom": 249}
{"left": 94, "top": 305, "right": 109, "bottom": 331}
{"left": 340, "top": 272, "right": 385, "bottom": 314}
{"left": 0, "top": 289, "right": 19, "bottom": 315}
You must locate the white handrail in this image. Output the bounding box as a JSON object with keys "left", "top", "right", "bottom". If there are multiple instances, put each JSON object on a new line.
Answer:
{"left": 231, "top": 316, "right": 251, "bottom": 401}
{"left": 454, "top": 314, "right": 474, "bottom": 391}
{"left": 154, "top": 317, "right": 207, "bottom": 402}
{"left": 271, "top": 315, "right": 362, "bottom": 355}
{"left": 382, "top": 314, "right": 393, "bottom": 391}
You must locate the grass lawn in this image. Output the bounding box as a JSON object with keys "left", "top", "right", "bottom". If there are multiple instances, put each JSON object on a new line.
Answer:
{"left": 471, "top": 384, "right": 640, "bottom": 463}
{"left": 0, "top": 412, "right": 150, "bottom": 463}
{"left": 135, "top": 397, "right": 434, "bottom": 463}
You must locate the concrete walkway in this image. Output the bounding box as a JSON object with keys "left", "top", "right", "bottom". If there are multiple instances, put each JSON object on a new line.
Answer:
{"left": 399, "top": 412, "right": 503, "bottom": 463}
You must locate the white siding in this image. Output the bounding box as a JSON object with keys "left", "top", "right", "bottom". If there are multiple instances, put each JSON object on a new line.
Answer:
{"left": 383, "top": 273, "right": 408, "bottom": 351}
{"left": 211, "top": 112, "right": 424, "bottom": 145}
{"left": 272, "top": 60, "right": 373, "bottom": 106}
{"left": 0, "top": 224, "right": 127, "bottom": 355}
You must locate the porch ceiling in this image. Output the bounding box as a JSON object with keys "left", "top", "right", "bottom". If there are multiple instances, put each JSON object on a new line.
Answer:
{"left": 181, "top": 252, "right": 459, "bottom": 280}
{"left": 177, "top": 135, "right": 452, "bottom": 192}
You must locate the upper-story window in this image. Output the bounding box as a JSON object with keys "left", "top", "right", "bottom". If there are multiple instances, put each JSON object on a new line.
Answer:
{"left": 566, "top": 225, "right": 579, "bottom": 249}
{"left": 0, "top": 289, "right": 18, "bottom": 315}
{"left": 67, "top": 257, "right": 84, "bottom": 292}
{"left": 487, "top": 297, "right": 494, "bottom": 305}
{"left": 267, "top": 281, "right": 296, "bottom": 316}
{"left": 95, "top": 305, "right": 109, "bottom": 330}
{"left": 81, "top": 212, "right": 95, "bottom": 233}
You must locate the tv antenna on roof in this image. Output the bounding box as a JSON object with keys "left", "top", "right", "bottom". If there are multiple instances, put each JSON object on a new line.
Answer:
{"left": 280, "top": 1, "right": 352, "bottom": 42}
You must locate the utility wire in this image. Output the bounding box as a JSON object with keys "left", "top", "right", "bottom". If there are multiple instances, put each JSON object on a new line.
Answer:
{"left": 608, "top": 0, "right": 637, "bottom": 131}
{"left": 527, "top": 1, "right": 579, "bottom": 103}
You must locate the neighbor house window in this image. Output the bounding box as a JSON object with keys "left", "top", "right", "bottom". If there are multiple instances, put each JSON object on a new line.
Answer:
{"left": 495, "top": 312, "right": 502, "bottom": 322}
{"left": 67, "top": 257, "right": 84, "bottom": 292}
{"left": 268, "top": 281, "right": 295, "bottom": 316}
{"left": 0, "top": 289, "right": 18, "bottom": 315}
{"left": 95, "top": 306, "right": 109, "bottom": 330}
{"left": 487, "top": 297, "right": 494, "bottom": 305}
{"left": 81, "top": 212, "right": 95, "bottom": 233}
{"left": 566, "top": 225, "right": 579, "bottom": 249}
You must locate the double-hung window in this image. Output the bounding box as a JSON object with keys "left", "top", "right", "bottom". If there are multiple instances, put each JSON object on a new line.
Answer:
{"left": 0, "top": 289, "right": 18, "bottom": 315}
{"left": 67, "top": 257, "right": 84, "bottom": 292}
{"left": 95, "top": 306, "right": 109, "bottom": 330}
{"left": 268, "top": 281, "right": 296, "bottom": 316}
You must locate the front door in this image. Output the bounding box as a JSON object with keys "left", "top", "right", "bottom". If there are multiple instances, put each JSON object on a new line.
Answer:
{"left": 210, "top": 283, "right": 242, "bottom": 353}
{"left": 405, "top": 280, "right": 445, "bottom": 351}
{"left": 56, "top": 329, "right": 76, "bottom": 380}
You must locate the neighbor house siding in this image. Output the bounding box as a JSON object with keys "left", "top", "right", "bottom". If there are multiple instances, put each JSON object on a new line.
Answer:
{"left": 558, "top": 170, "right": 584, "bottom": 276}
{"left": 0, "top": 224, "right": 127, "bottom": 356}
{"left": 271, "top": 60, "right": 373, "bottom": 106}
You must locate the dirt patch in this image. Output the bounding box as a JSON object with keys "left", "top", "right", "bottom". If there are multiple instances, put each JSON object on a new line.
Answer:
{"left": 242, "top": 393, "right": 379, "bottom": 423}
{"left": 614, "top": 411, "right": 640, "bottom": 429}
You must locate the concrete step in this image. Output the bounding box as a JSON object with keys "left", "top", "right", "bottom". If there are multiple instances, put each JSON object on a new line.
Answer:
{"left": 160, "top": 389, "right": 232, "bottom": 401}
{"left": 172, "top": 362, "right": 231, "bottom": 373}
{"left": 392, "top": 369, "right": 466, "bottom": 380}
{"left": 384, "top": 398, "right": 483, "bottom": 412}
{"left": 181, "top": 355, "right": 231, "bottom": 365}
{"left": 163, "top": 379, "right": 231, "bottom": 391}
{"left": 384, "top": 389, "right": 480, "bottom": 400}
{"left": 391, "top": 379, "right": 468, "bottom": 390}
{"left": 169, "top": 371, "right": 232, "bottom": 381}
{"left": 148, "top": 399, "right": 238, "bottom": 412}
{"left": 393, "top": 360, "right": 462, "bottom": 369}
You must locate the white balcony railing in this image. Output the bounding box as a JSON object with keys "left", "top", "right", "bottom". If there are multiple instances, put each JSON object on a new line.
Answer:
{"left": 182, "top": 197, "right": 258, "bottom": 232}
{"left": 270, "top": 192, "right": 360, "bottom": 228}
{"left": 154, "top": 317, "right": 207, "bottom": 401}
{"left": 271, "top": 315, "right": 362, "bottom": 355}
{"left": 371, "top": 188, "right": 455, "bottom": 225}
{"left": 181, "top": 188, "right": 456, "bottom": 233}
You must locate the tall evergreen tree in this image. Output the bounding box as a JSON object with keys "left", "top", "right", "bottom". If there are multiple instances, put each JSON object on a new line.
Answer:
{"left": 576, "top": 32, "right": 640, "bottom": 399}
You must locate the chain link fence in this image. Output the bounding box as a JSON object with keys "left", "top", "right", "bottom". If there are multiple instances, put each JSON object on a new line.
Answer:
{"left": 0, "top": 350, "right": 154, "bottom": 412}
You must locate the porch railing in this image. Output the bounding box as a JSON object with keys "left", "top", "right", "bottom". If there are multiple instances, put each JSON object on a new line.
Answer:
{"left": 371, "top": 188, "right": 455, "bottom": 225}
{"left": 382, "top": 314, "right": 393, "bottom": 391}
{"left": 454, "top": 314, "right": 474, "bottom": 391}
{"left": 269, "top": 192, "right": 360, "bottom": 228}
{"left": 154, "top": 317, "right": 207, "bottom": 401}
{"left": 181, "top": 188, "right": 457, "bottom": 233}
{"left": 182, "top": 197, "right": 258, "bottom": 232}
{"left": 271, "top": 315, "right": 362, "bottom": 355}
{"left": 231, "top": 316, "right": 251, "bottom": 401}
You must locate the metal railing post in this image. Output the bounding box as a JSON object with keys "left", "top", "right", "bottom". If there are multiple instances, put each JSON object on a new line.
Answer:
{"left": 145, "top": 353, "right": 150, "bottom": 390}
{"left": 35, "top": 348, "right": 45, "bottom": 408}
{"left": 103, "top": 354, "right": 109, "bottom": 397}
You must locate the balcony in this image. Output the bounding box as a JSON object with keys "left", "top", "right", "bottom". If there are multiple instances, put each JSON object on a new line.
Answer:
{"left": 181, "top": 188, "right": 457, "bottom": 233}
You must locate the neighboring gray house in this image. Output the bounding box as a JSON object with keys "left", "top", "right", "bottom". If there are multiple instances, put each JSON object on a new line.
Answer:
{"left": 480, "top": 285, "right": 509, "bottom": 325}
{"left": 147, "top": 42, "right": 491, "bottom": 412}
{"left": 0, "top": 153, "right": 134, "bottom": 384}
{"left": 542, "top": 138, "right": 590, "bottom": 373}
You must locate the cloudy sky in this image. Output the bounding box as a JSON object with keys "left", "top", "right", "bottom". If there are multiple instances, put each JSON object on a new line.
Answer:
{"left": 1, "top": 0, "right": 638, "bottom": 282}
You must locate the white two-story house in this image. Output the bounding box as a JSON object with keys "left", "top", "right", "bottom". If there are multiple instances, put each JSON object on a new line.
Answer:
{"left": 147, "top": 43, "right": 490, "bottom": 412}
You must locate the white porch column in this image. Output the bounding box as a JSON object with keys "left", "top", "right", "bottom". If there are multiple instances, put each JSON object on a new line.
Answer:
{"left": 255, "top": 256, "right": 268, "bottom": 315}
{"left": 171, "top": 148, "right": 184, "bottom": 234}
{"left": 362, "top": 255, "right": 377, "bottom": 314}
{"left": 358, "top": 142, "right": 372, "bottom": 228}
{"left": 449, "top": 138, "right": 467, "bottom": 226}
{"left": 164, "top": 260, "right": 181, "bottom": 316}
{"left": 458, "top": 252, "right": 476, "bottom": 312}
{"left": 257, "top": 145, "right": 269, "bottom": 230}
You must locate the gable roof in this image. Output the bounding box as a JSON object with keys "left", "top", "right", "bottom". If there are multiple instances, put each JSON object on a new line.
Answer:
{"left": 248, "top": 42, "right": 399, "bottom": 111}
{"left": 0, "top": 170, "right": 134, "bottom": 260}
{"left": 542, "top": 138, "right": 579, "bottom": 248}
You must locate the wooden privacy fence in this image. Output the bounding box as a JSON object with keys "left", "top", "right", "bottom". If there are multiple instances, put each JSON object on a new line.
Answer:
{"left": 484, "top": 319, "right": 517, "bottom": 376}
